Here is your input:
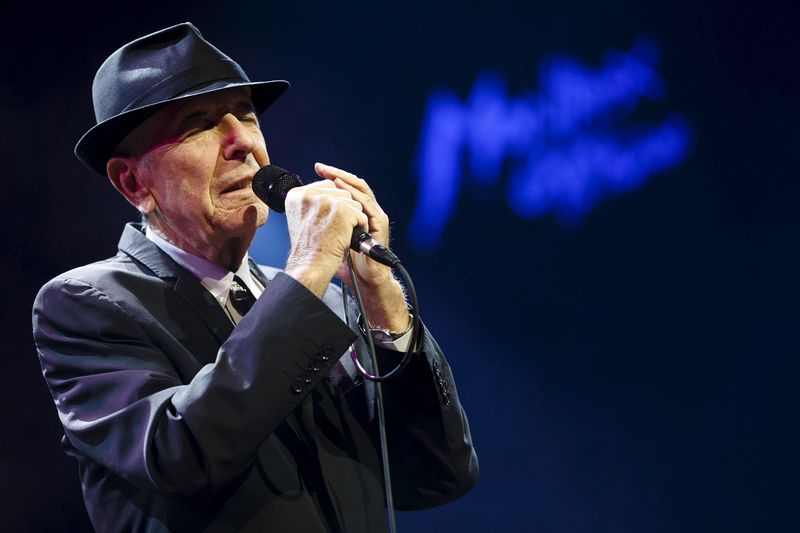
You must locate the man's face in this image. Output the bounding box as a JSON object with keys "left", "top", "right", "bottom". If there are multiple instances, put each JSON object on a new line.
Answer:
{"left": 123, "top": 87, "right": 269, "bottom": 260}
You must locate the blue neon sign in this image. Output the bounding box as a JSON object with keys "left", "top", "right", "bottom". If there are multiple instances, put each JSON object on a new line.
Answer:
{"left": 408, "top": 38, "right": 691, "bottom": 250}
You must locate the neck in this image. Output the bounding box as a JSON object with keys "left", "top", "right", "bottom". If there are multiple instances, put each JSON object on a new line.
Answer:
{"left": 146, "top": 218, "right": 251, "bottom": 272}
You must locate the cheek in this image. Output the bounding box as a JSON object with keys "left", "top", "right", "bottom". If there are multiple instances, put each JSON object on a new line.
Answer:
{"left": 158, "top": 153, "right": 216, "bottom": 213}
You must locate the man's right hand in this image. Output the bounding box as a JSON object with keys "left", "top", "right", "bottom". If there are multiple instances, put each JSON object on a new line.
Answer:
{"left": 282, "top": 180, "right": 368, "bottom": 298}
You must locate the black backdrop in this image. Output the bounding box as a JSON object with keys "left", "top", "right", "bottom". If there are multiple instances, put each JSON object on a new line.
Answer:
{"left": 3, "top": 1, "right": 799, "bottom": 531}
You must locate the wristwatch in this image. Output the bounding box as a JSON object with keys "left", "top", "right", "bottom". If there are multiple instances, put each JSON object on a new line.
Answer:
{"left": 364, "top": 313, "right": 414, "bottom": 344}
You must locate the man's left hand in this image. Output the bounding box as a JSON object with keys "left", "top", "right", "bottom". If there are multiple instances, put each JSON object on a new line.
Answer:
{"left": 314, "top": 162, "right": 411, "bottom": 334}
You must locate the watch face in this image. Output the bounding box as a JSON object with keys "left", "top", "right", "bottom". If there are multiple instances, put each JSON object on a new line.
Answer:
{"left": 370, "top": 329, "right": 394, "bottom": 344}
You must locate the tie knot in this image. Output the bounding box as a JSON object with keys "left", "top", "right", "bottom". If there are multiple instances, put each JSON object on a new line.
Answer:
{"left": 229, "top": 275, "right": 256, "bottom": 316}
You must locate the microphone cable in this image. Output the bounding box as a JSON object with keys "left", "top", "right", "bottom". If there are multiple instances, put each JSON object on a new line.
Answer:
{"left": 253, "top": 163, "right": 422, "bottom": 533}
{"left": 342, "top": 253, "right": 422, "bottom": 533}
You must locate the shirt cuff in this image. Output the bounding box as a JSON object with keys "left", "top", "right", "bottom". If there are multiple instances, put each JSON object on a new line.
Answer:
{"left": 372, "top": 327, "right": 414, "bottom": 352}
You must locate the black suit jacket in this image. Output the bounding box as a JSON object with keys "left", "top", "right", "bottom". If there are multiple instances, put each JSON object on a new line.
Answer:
{"left": 32, "top": 223, "right": 478, "bottom": 532}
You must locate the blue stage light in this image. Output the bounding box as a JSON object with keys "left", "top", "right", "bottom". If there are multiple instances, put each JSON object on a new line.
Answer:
{"left": 408, "top": 37, "right": 691, "bottom": 250}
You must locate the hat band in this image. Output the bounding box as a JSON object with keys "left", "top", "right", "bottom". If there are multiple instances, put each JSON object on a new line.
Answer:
{"left": 121, "top": 58, "right": 250, "bottom": 114}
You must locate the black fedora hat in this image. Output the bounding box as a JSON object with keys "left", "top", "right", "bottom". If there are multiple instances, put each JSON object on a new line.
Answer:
{"left": 75, "top": 22, "right": 289, "bottom": 175}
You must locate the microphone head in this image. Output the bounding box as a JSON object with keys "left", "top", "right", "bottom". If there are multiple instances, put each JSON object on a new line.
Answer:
{"left": 252, "top": 164, "right": 303, "bottom": 213}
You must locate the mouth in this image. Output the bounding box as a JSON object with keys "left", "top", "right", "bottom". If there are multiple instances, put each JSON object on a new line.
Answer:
{"left": 220, "top": 178, "right": 253, "bottom": 195}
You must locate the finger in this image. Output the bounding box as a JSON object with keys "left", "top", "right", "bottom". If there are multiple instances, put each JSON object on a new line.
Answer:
{"left": 304, "top": 179, "right": 338, "bottom": 191}
{"left": 314, "top": 161, "right": 358, "bottom": 181}
{"left": 333, "top": 177, "right": 385, "bottom": 219}
{"left": 315, "top": 162, "right": 374, "bottom": 197}
{"left": 309, "top": 186, "right": 353, "bottom": 199}
{"left": 338, "top": 197, "right": 365, "bottom": 214}
{"left": 356, "top": 211, "right": 369, "bottom": 230}
{"left": 316, "top": 169, "right": 379, "bottom": 211}
{"left": 300, "top": 181, "right": 354, "bottom": 200}
{"left": 335, "top": 199, "right": 369, "bottom": 231}
{"left": 285, "top": 185, "right": 356, "bottom": 218}
{"left": 311, "top": 164, "right": 388, "bottom": 238}
{"left": 307, "top": 189, "right": 364, "bottom": 217}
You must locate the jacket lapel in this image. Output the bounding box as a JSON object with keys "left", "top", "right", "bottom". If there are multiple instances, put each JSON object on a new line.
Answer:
{"left": 173, "top": 271, "right": 235, "bottom": 343}
{"left": 248, "top": 257, "right": 272, "bottom": 289}
{"left": 117, "top": 223, "right": 234, "bottom": 345}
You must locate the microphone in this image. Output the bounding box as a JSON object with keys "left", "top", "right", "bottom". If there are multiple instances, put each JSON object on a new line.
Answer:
{"left": 253, "top": 164, "right": 401, "bottom": 267}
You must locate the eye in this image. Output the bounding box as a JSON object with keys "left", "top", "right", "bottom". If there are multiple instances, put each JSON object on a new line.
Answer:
{"left": 239, "top": 112, "right": 259, "bottom": 125}
{"left": 180, "top": 117, "right": 216, "bottom": 138}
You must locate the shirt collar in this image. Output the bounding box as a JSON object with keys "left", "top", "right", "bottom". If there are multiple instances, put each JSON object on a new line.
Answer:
{"left": 145, "top": 225, "right": 260, "bottom": 305}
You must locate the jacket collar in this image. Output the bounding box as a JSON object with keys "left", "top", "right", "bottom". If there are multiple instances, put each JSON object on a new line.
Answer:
{"left": 116, "top": 222, "right": 271, "bottom": 344}
{"left": 117, "top": 222, "right": 182, "bottom": 279}
{"left": 118, "top": 222, "right": 273, "bottom": 281}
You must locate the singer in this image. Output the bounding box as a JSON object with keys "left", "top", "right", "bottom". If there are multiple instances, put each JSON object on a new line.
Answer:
{"left": 32, "top": 22, "right": 477, "bottom": 532}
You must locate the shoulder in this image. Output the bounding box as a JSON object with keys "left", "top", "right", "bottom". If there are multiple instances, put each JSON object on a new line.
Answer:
{"left": 32, "top": 257, "right": 144, "bottom": 349}
{"left": 38, "top": 222, "right": 174, "bottom": 297}
{"left": 38, "top": 252, "right": 159, "bottom": 299}
{"left": 33, "top": 247, "right": 175, "bottom": 333}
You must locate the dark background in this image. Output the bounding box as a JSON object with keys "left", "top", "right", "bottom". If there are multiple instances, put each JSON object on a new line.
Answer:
{"left": 3, "top": 1, "right": 799, "bottom": 531}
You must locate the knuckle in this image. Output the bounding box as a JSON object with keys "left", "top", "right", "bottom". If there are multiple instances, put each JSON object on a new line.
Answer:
{"left": 284, "top": 190, "right": 301, "bottom": 209}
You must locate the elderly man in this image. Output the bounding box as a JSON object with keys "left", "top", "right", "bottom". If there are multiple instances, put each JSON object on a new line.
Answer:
{"left": 32, "top": 22, "right": 477, "bottom": 532}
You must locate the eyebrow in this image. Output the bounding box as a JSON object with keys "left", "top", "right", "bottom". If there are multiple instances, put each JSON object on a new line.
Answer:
{"left": 176, "top": 110, "right": 209, "bottom": 132}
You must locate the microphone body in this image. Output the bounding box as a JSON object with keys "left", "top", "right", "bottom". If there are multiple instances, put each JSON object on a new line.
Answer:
{"left": 253, "top": 165, "right": 401, "bottom": 267}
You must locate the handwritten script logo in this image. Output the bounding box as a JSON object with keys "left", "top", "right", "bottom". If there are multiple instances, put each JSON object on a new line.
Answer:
{"left": 408, "top": 38, "right": 691, "bottom": 250}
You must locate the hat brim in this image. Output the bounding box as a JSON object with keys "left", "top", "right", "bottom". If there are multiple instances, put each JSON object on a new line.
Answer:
{"left": 74, "top": 79, "right": 289, "bottom": 176}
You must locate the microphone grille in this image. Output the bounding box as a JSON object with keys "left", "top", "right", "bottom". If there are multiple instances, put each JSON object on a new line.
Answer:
{"left": 252, "top": 164, "right": 303, "bottom": 213}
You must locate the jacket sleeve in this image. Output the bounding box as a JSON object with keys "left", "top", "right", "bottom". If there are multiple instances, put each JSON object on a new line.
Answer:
{"left": 373, "top": 326, "right": 480, "bottom": 509}
{"left": 32, "top": 272, "right": 357, "bottom": 500}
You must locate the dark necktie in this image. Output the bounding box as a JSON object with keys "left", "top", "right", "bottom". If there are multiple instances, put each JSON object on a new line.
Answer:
{"left": 229, "top": 275, "right": 257, "bottom": 317}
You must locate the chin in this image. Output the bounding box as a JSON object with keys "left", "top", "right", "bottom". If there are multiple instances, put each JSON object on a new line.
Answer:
{"left": 237, "top": 203, "right": 267, "bottom": 231}
{"left": 213, "top": 201, "right": 267, "bottom": 236}
{"left": 252, "top": 203, "right": 269, "bottom": 227}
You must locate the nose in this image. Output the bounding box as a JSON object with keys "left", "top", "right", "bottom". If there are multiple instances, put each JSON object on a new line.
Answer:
{"left": 219, "top": 113, "right": 257, "bottom": 162}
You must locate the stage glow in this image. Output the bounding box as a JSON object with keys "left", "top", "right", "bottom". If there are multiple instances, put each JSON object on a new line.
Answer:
{"left": 408, "top": 38, "right": 691, "bottom": 250}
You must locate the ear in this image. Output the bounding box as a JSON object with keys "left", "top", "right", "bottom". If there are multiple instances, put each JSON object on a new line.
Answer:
{"left": 106, "top": 157, "right": 157, "bottom": 216}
